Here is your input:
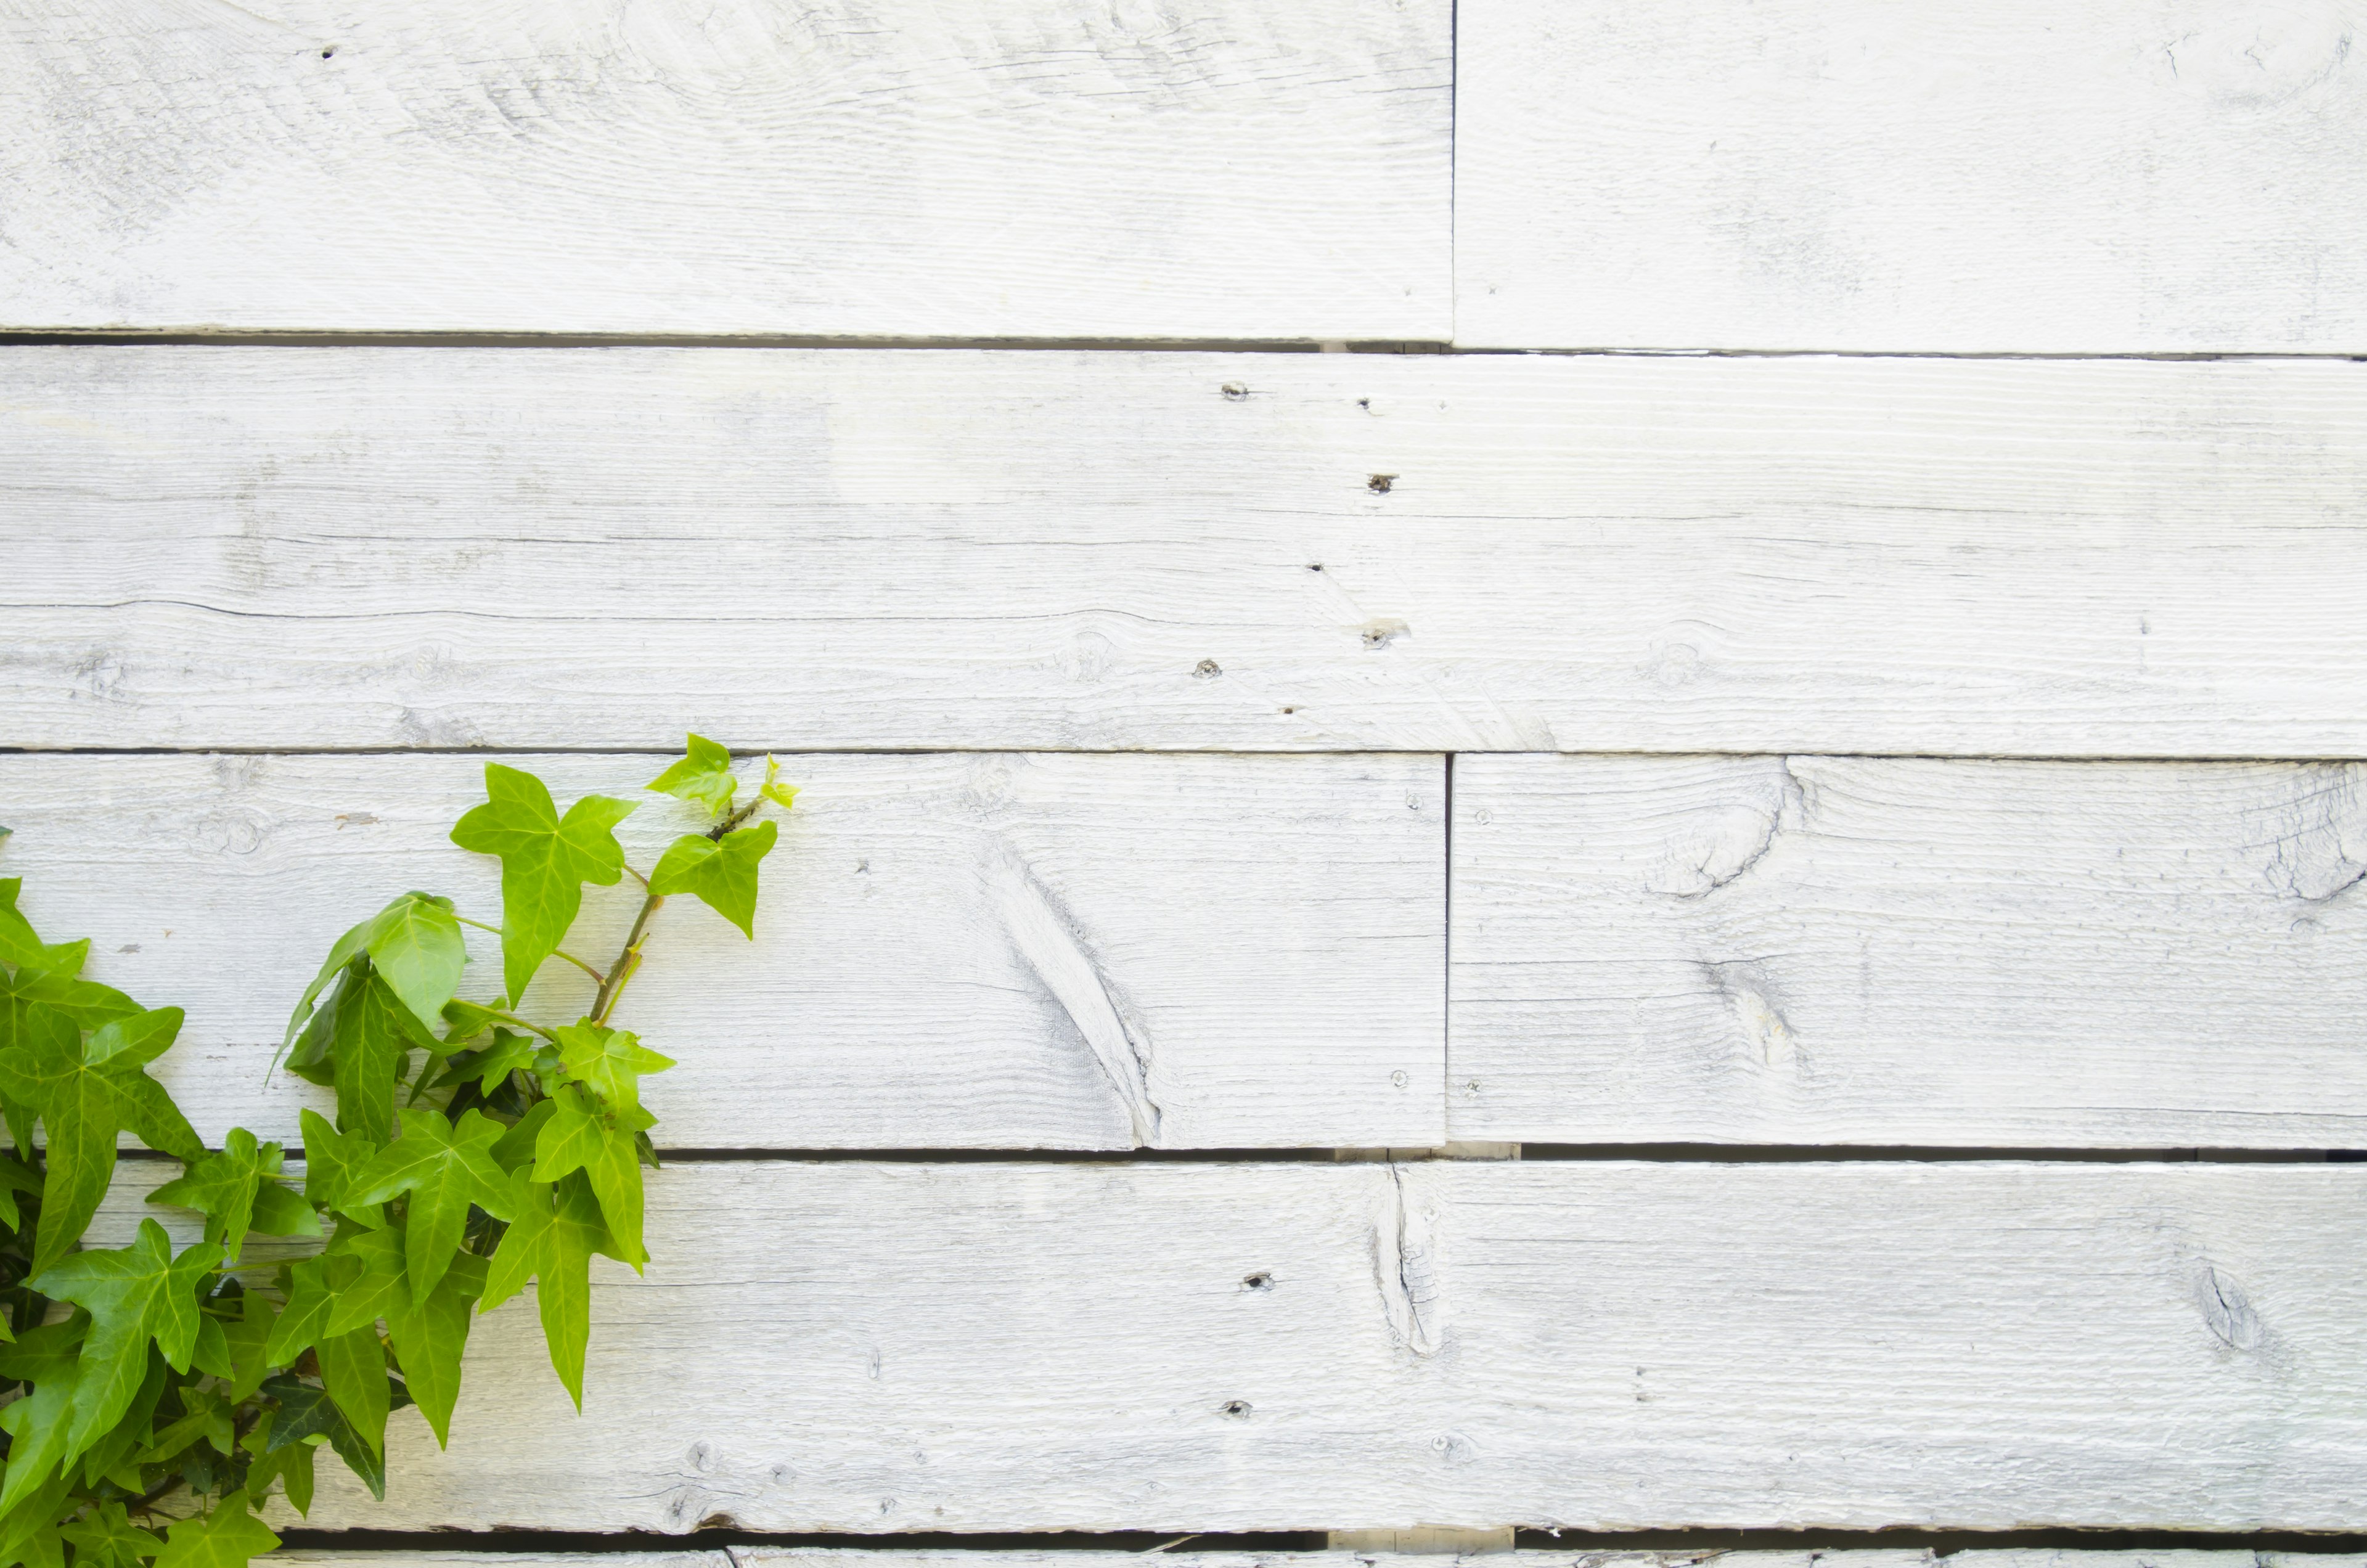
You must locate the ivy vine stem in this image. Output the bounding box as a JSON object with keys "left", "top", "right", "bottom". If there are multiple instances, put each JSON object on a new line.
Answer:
{"left": 588, "top": 793, "right": 761, "bottom": 1026}
{"left": 590, "top": 886, "right": 664, "bottom": 1026}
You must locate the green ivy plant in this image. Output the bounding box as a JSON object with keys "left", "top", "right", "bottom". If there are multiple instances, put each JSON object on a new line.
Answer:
{"left": 0, "top": 737, "right": 793, "bottom": 1568}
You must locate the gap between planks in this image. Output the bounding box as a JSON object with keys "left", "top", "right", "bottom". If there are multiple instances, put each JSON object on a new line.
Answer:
{"left": 4, "top": 333, "right": 2366, "bottom": 362}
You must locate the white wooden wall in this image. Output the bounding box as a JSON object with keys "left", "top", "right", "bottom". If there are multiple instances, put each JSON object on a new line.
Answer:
{"left": 6, "top": 0, "right": 2365, "bottom": 1559}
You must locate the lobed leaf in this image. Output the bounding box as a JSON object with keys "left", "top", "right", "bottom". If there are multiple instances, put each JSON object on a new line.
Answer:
{"left": 151, "top": 1491, "right": 277, "bottom": 1568}
{"left": 449, "top": 764, "right": 635, "bottom": 1005}
{"left": 645, "top": 733, "right": 738, "bottom": 818}
{"left": 648, "top": 819, "right": 777, "bottom": 939}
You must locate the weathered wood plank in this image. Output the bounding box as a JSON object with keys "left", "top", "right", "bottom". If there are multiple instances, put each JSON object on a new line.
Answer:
{"left": 98, "top": 1161, "right": 2367, "bottom": 1532}
{"left": 1454, "top": 0, "right": 2367, "bottom": 352}
{"left": 0, "top": 0, "right": 1448, "bottom": 340}
{"left": 280, "top": 1559, "right": 723, "bottom": 1568}
{"left": 0, "top": 751, "right": 1444, "bottom": 1149}
{"left": 276, "top": 1556, "right": 2367, "bottom": 1568}
{"left": 1450, "top": 757, "right": 2367, "bottom": 1148}
{"left": 9, "top": 349, "right": 2367, "bottom": 756}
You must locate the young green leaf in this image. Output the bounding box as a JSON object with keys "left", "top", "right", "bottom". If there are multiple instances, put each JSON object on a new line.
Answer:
{"left": 386, "top": 1254, "right": 484, "bottom": 1447}
{"left": 449, "top": 764, "right": 636, "bottom": 1004}
{"left": 552, "top": 1024, "right": 674, "bottom": 1118}
{"left": 58, "top": 1501, "right": 162, "bottom": 1568}
{"left": 298, "top": 1108, "right": 386, "bottom": 1227}
{"left": 759, "top": 754, "right": 799, "bottom": 812}
{"left": 348, "top": 1109, "right": 517, "bottom": 1296}
{"left": 436, "top": 1027, "right": 540, "bottom": 1099}
{"left": 647, "top": 819, "right": 777, "bottom": 938}
{"left": 0, "top": 1005, "right": 202, "bottom": 1278}
{"left": 152, "top": 1490, "right": 277, "bottom": 1568}
{"left": 362, "top": 892, "right": 467, "bottom": 1032}
{"left": 30, "top": 1219, "right": 224, "bottom": 1456}
{"left": 321, "top": 1230, "right": 407, "bottom": 1337}
{"left": 147, "top": 1127, "right": 318, "bottom": 1265}
{"left": 481, "top": 1171, "right": 616, "bottom": 1409}
{"left": 646, "top": 733, "right": 738, "bottom": 817}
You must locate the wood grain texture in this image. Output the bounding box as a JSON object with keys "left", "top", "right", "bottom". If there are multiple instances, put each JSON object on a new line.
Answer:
{"left": 0, "top": 751, "right": 1444, "bottom": 1150}
{"left": 0, "top": 0, "right": 1448, "bottom": 340}
{"left": 10, "top": 348, "right": 2367, "bottom": 756}
{"left": 1455, "top": 0, "right": 2367, "bottom": 352}
{"left": 95, "top": 1161, "right": 2367, "bottom": 1532}
{"left": 276, "top": 1556, "right": 2367, "bottom": 1568}
{"left": 1450, "top": 757, "right": 2367, "bottom": 1148}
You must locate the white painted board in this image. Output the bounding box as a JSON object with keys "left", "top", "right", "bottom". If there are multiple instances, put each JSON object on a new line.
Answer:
{"left": 1454, "top": 0, "right": 2367, "bottom": 352}
{"left": 96, "top": 1161, "right": 2367, "bottom": 1532}
{"left": 9, "top": 348, "right": 2367, "bottom": 756}
{"left": 0, "top": 751, "right": 1444, "bottom": 1149}
{"left": 1450, "top": 757, "right": 2367, "bottom": 1148}
{"left": 745, "top": 1558, "right": 2365, "bottom": 1568}
{"left": 0, "top": 0, "right": 1449, "bottom": 340}
{"left": 275, "top": 1556, "right": 2367, "bottom": 1568}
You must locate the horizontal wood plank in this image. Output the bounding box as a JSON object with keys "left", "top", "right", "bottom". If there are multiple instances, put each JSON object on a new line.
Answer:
{"left": 1450, "top": 757, "right": 2367, "bottom": 1148}
{"left": 1454, "top": 0, "right": 2367, "bottom": 352}
{"left": 97, "top": 1161, "right": 2367, "bottom": 1532}
{"left": 9, "top": 349, "right": 2367, "bottom": 756}
{"left": 282, "top": 1556, "right": 2367, "bottom": 1568}
{"left": 0, "top": 751, "right": 1444, "bottom": 1149}
{"left": 0, "top": 0, "right": 1448, "bottom": 340}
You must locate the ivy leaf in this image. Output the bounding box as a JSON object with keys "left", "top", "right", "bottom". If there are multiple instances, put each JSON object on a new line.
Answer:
{"left": 31, "top": 1219, "right": 224, "bottom": 1456}
{"left": 321, "top": 1230, "right": 407, "bottom": 1337}
{"left": 435, "top": 1027, "right": 540, "bottom": 1099}
{"left": 278, "top": 910, "right": 378, "bottom": 1060}
{"left": 531, "top": 1084, "right": 607, "bottom": 1182}
{"left": 219, "top": 1292, "right": 277, "bottom": 1403}
{"left": 0, "top": 881, "right": 90, "bottom": 978}
{"left": 260, "top": 1373, "right": 412, "bottom": 1506}
{"left": 264, "top": 1257, "right": 332, "bottom": 1368}
{"left": 0, "top": 1318, "right": 86, "bottom": 1384}
{"left": 361, "top": 892, "right": 467, "bottom": 1033}
{"left": 297, "top": 968, "right": 436, "bottom": 1141}
{"left": 0, "top": 1360, "right": 84, "bottom": 1515}
{"left": 647, "top": 819, "right": 777, "bottom": 939}
{"left": 242, "top": 1415, "right": 316, "bottom": 1517}
{"left": 482, "top": 1171, "right": 616, "bottom": 1410}
{"left": 386, "top": 1254, "right": 484, "bottom": 1447}
{"left": 645, "top": 733, "right": 738, "bottom": 817}
{"left": 533, "top": 1074, "right": 655, "bottom": 1267}
{"left": 759, "top": 754, "right": 799, "bottom": 812}
{"left": 147, "top": 1128, "right": 319, "bottom": 1265}
{"left": 553, "top": 1024, "right": 673, "bottom": 1119}
{"left": 152, "top": 1492, "right": 277, "bottom": 1568}
{"left": 137, "top": 1386, "right": 235, "bottom": 1463}
{"left": 298, "top": 1108, "right": 385, "bottom": 1227}
{"left": 449, "top": 764, "right": 636, "bottom": 1004}
{"left": 75, "top": 1349, "right": 167, "bottom": 1490}
{"left": 0, "top": 1153, "right": 41, "bottom": 1232}
{"left": 348, "top": 1109, "right": 517, "bottom": 1295}
{"left": 59, "top": 1501, "right": 163, "bottom": 1568}
{"left": 475, "top": 1097, "right": 545, "bottom": 1170}
{"left": 0, "top": 1006, "right": 202, "bottom": 1278}
{"left": 0, "top": 965, "right": 131, "bottom": 1036}
{"left": 314, "top": 1326, "right": 392, "bottom": 1459}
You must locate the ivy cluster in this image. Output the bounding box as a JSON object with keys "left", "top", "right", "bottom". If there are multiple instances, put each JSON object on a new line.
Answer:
{"left": 0, "top": 737, "right": 793, "bottom": 1567}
